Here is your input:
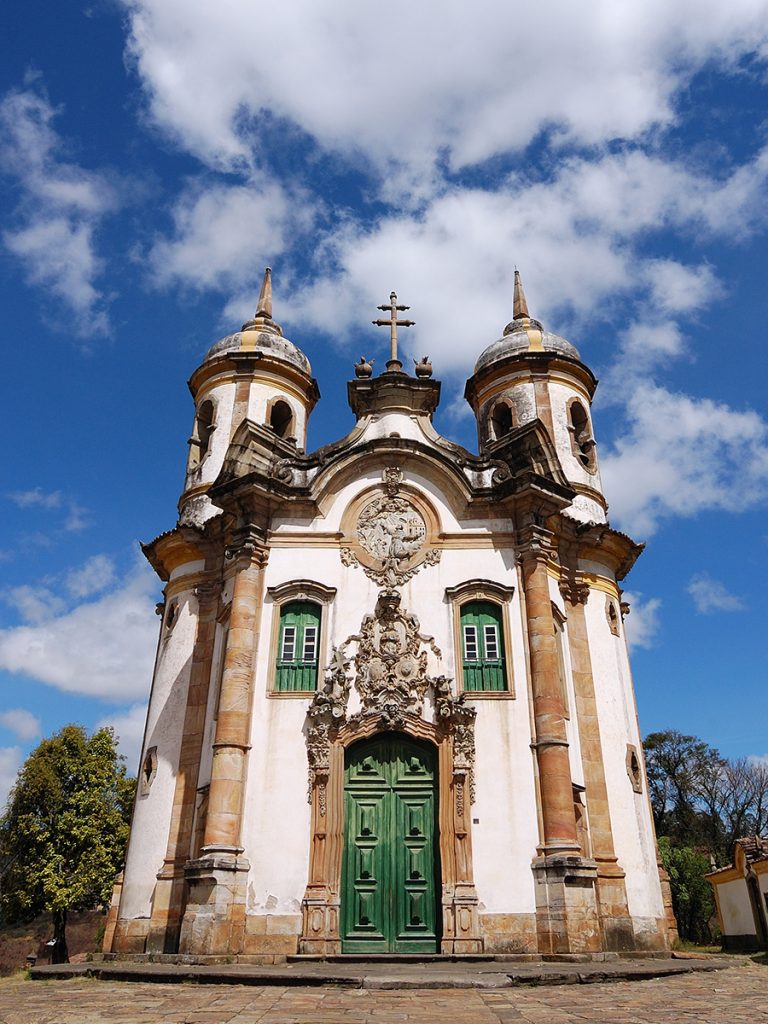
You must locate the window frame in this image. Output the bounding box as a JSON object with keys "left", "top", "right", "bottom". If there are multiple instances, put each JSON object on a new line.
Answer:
{"left": 266, "top": 580, "right": 336, "bottom": 697}
{"left": 445, "top": 580, "right": 516, "bottom": 698}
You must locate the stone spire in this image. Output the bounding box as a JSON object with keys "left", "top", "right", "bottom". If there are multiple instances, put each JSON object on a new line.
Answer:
{"left": 242, "top": 266, "right": 282, "bottom": 335}
{"left": 503, "top": 268, "right": 542, "bottom": 339}
{"left": 513, "top": 269, "right": 529, "bottom": 320}
{"left": 255, "top": 266, "right": 273, "bottom": 318}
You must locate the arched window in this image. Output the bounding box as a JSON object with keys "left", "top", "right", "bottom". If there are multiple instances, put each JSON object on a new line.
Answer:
{"left": 188, "top": 399, "right": 216, "bottom": 470}
{"left": 459, "top": 601, "right": 507, "bottom": 692}
{"left": 275, "top": 600, "right": 321, "bottom": 691}
{"left": 568, "top": 400, "right": 596, "bottom": 471}
{"left": 491, "top": 401, "right": 513, "bottom": 440}
{"left": 198, "top": 400, "right": 215, "bottom": 457}
{"left": 269, "top": 399, "right": 293, "bottom": 438}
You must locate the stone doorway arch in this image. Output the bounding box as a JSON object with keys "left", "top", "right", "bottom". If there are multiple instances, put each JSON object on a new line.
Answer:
{"left": 299, "top": 590, "right": 482, "bottom": 955}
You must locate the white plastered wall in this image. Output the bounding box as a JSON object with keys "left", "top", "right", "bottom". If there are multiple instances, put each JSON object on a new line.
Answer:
{"left": 238, "top": 471, "right": 541, "bottom": 919}
{"left": 119, "top": 584, "right": 199, "bottom": 919}
{"left": 583, "top": 584, "right": 664, "bottom": 924}
{"left": 718, "top": 877, "right": 757, "bottom": 936}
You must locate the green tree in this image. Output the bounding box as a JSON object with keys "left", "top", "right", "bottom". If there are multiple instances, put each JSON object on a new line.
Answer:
{"left": 658, "top": 837, "right": 716, "bottom": 944}
{"left": 0, "top": 725, "right": 135, "bottom": 962}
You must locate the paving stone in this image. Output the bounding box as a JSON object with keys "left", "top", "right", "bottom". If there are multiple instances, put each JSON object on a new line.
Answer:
{"left": 1, "top": 963, "right": 766, "bottom": 1023}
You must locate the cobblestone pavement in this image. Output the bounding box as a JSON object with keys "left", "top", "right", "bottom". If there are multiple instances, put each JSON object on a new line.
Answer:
{"left": 1, "top": 963, "right": 766, "bottom": 1023}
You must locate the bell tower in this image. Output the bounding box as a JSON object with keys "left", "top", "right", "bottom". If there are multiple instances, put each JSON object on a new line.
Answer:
{"left": 464, "top": 271, "right": 606, "bottom": 525}
{"left": 179, "top": 268, "right": 319, "bottom": 526}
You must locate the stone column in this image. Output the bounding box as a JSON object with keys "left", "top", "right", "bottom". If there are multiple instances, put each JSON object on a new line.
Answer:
{"left": 180, "top": 533, "right": 267, "bottom": 955}
{"left": 146, "top": 578, "right": 220, "bottom": 954}
{"left": 561, "top": 578, "right": 633, "bottom": 950}
{"left": 519, "top": 527, "right": 599, "bottom": 953}
{"left": 519, "top": 542, "right": 579, "bottom": 856}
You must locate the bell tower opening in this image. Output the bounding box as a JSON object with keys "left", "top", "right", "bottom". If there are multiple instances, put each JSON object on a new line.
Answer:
{"left": 269, "top": 399, "right": 293, "bottom": 438}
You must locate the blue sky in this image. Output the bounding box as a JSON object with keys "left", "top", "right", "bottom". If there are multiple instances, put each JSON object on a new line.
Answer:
{"left": 1, "top": 1, "right": 767, "bottom": 800}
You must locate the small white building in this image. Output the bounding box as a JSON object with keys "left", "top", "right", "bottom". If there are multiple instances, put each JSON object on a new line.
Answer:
{"left": 105, "top": 269, "right": 677, "bottom": 959}
{"left": 707, "top": 837, "right": 768, "bottom": 950}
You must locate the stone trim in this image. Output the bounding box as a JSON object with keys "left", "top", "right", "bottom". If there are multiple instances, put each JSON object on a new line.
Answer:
{"left": 300, "top": 715, "right": 482, "bottom": 956}
{"left": 445, "top": 581, "right": 516, "bottom": 698}
{"left": 265, "top": 579, "right": 336, "bottom": 696}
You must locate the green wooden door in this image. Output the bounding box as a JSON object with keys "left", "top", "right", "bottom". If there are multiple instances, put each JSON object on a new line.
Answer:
{"left": 341, "top": 735, "right": 440, "bottom": 953}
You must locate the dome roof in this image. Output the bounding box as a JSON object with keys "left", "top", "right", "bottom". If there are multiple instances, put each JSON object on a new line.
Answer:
{"left": 204, "top": 328, "right": 311, "bottom": 374}
{"left": 473, "top": 269, "right": 581, "bottom": 374}
{"left": 474, "top": 320, "right": 580, "bottom": 374}
{"left": 202, "top": 267, "right": 311, "bottom": 375}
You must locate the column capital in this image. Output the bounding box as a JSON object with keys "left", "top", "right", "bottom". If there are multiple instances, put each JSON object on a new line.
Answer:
{"left": 224, "top": 524, "right": 268, "bottom": 567}
{"left": 558, "top": 570, "right": 590, "bottom": 606}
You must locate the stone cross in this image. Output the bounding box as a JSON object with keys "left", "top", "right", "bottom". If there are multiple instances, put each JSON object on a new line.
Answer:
{"left": 372, "top": 291, "right": 415, "bottom": 372}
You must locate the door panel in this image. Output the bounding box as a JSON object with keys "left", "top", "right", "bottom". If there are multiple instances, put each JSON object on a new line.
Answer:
{"left": 341, "top": 735, "right": 439, "bottom": 953}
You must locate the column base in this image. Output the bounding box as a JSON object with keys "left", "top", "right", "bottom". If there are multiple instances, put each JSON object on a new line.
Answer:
{"left": 532, "top": 855, "right": 601, "bottom": 954}
{"left": 299, "top": 885, "right": 341, "bottom": 955}
{"left": 178, "top": 853, "right": 250, "bottom": 955}
{"left": 441, "top": 883, "right": 484, "bottom": 954}
{"left": 145, "top": 862, "right": 187, "bottom": 954}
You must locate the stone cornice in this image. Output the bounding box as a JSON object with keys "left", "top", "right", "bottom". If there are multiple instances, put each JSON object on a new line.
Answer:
{"left": 465, "top": 350, "right": 598, "bottom": 410}
{"left": 188, "top": 349, "right": 320, "bottom": 408}
{"left": 141, "top": 525, "right": 212, "bottom": 581}
{"left": 347, "top": 373, "right": 441, "bottom": 418}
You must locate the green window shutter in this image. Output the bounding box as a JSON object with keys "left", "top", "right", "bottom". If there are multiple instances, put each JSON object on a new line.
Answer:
{"left": 275, "top": 601, "right": 321, "bottom": 691}
{"left": 460, "top": 601, "right": 507, "bottom": 692}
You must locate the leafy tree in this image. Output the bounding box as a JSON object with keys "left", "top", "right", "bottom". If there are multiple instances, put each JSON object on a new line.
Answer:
{"left": 644, "top": 730, "right": 724, "bottom": 852}
{"left": 658, "top": 837, "right": 716, "bottom": 944}
{"left": 0, "top": 725, "right": 135, "bottom": 962}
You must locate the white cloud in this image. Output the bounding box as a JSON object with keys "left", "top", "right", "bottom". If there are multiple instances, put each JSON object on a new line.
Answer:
{"left": 7, "top": 487, "right": 63, "bottom": 509}
{"left": 276, "top": 148, "right": 768, "bottom": 375}
{"left": 750, "top": 754, "right": 768, "bottom": 767}
{"left": 622, "top": 592, "right": 662, "bottom": 650}
{"left": 600, "top": 383, "right": 768, "bottom": 536}
{"left": 0, "top": 85, "right": 117, "bottom": 335}
{"left": 98, "top": 703, "right": 147, "bottom": 774}
{"left": 65, "top": 554, "right": 116, "bottom": 599}
{"left": 3, "top": 585, "right": 66, "bottom": 624}
{"left": 687, "top": 573, "right": 746, "bottom": 614}
{"left": 0, "top": 709, "right": 41, "bottom": 742}
{"left": 148, "top": 177, "right": 316, "bottom": 293}
{"left": 120, "top": 0, "right": 768, "bottom": 180}
{"left": 0, "top": 746, "right": 22, "bottom": 812}
{"left": 0, "top": 560, "right": 159, "bottom": 700}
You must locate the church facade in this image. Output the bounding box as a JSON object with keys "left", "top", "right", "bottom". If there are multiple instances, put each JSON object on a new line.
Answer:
{"left": 105, "top": 270, "right": 677, "bottom": 959}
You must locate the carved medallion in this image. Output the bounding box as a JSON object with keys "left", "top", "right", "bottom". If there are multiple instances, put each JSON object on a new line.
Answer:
{"left": 340, "top": 467, "right": 440, "bottom": 588}
{"left": 357, "top": 496, "right": 426, "bottom": 564}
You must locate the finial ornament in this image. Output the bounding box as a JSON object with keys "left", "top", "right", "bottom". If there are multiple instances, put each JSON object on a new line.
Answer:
{"left": 372, "top": 290, "right": 415, "bottom": 373}
{"left": 513, "top": 269, "right": 530, "bottom": 321}
{"left": 255, "top": 266, "right": 273, "bottom": 319}
{"left": 241, "top": 266, "right": 282, "bottom": 334}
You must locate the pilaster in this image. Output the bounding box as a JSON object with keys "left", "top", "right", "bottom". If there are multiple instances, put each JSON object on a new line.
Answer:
{"left": 560, "top": 574, "right": 633, "bottom": 951}
{"left": 179, "top": 527, "right": 267, "bottom": 955}
{"left": 146, "top": 577, "right": 221, "bottom": 953}
{"left": 518, "top": 518, "right": 600, "bottom": 953}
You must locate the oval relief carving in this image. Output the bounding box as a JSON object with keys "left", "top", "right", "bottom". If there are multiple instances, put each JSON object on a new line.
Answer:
{"left": 357, "top": 496, "right": 426, "bottom": 565}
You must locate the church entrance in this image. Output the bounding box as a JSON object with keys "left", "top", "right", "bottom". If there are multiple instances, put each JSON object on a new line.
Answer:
{"left": 340, "top": 734, "right": 440, "bottom": 953}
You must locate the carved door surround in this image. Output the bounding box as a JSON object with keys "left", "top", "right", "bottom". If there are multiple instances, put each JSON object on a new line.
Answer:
{"left": 300, "top": 590, "right": 482, "bottom": 955}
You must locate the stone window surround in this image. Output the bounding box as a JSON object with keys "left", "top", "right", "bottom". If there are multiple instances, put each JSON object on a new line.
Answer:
{"left": 445, "top": 579, "right": 516, "bottom": 699}
{"left": 265, "top": 579, "right": 337, "bottom": 697}
{"left": 626, "top": 744, "right": 643, "bottom": 794}
{"left": 565, "top": 396, "right": 597, "bottom": 473}
{"left": 605, "top": 594, "right": 621, "bottom": 637}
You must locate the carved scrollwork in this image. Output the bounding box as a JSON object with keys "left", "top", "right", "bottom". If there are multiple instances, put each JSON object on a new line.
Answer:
{"left": 305, "top": 593, "right": 477, "bottom": 806}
